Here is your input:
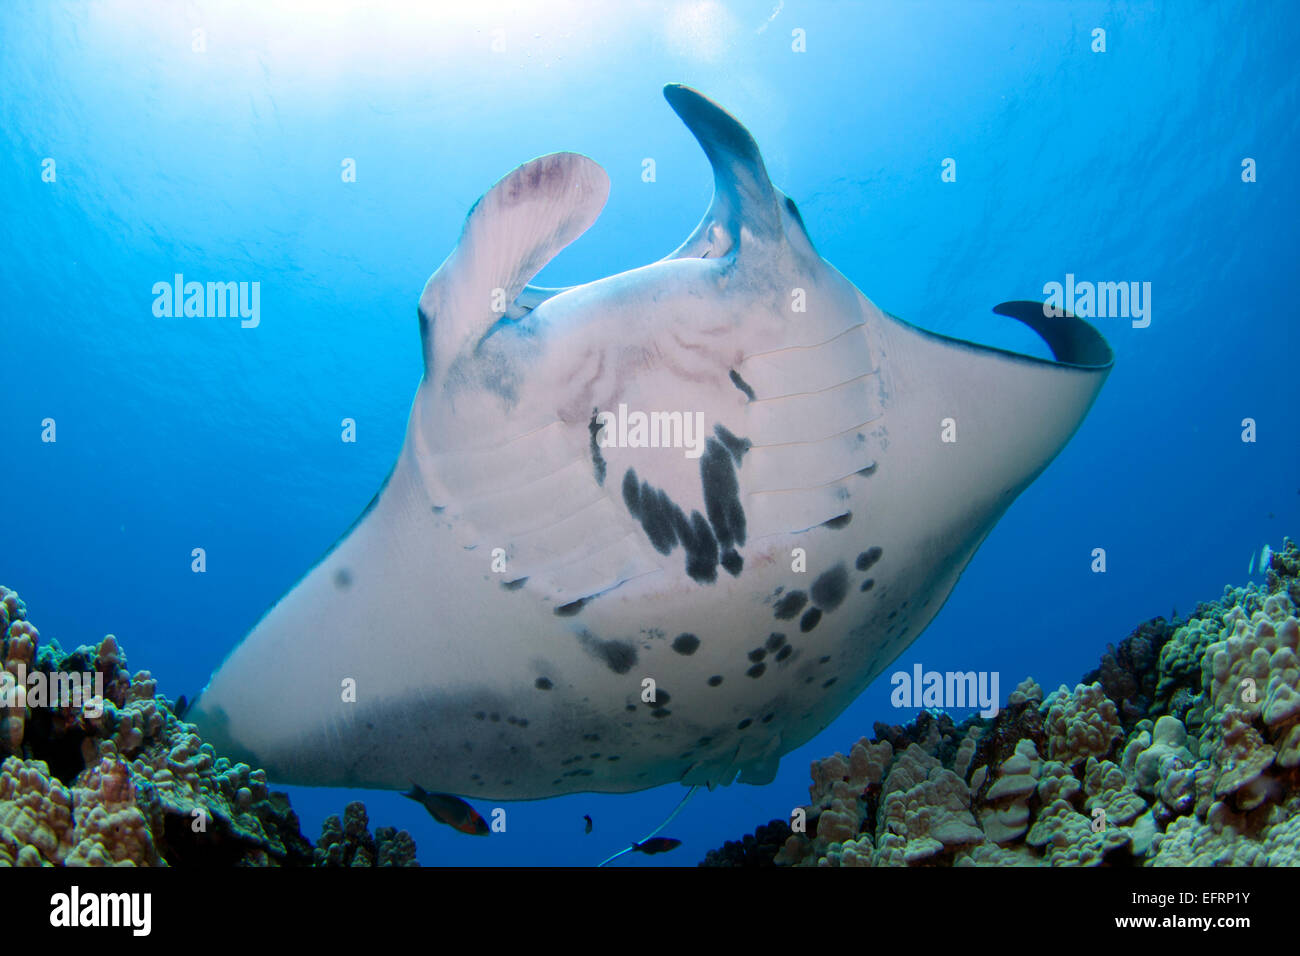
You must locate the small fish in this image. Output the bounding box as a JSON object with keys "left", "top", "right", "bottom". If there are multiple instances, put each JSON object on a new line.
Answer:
{"left": 1249, "top": 551, "right": 1256, "bottom": 575}
{"left": 583, "top": 814, "right": 593, "bottom": 834}
{"left": 402, "top": 785, "right": 489, "bottom": 836}
{"left": 632, "top": 837, "right": 681, "bottom": 855}
{"left": 1261, "top": 543, "right": 1273, "bottom": 572}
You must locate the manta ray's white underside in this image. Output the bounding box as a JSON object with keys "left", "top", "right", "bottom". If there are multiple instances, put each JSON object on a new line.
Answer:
{"left": 191, "top": 85, "right": 1112, "bottom": 800}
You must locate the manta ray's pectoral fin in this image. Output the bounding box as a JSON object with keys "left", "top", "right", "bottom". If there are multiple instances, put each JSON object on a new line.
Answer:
{"left": 418, "top": 152, "right": 610, "bottom": 382}
{"left": 662, "top": 84, "right": 783, "bottom": 258}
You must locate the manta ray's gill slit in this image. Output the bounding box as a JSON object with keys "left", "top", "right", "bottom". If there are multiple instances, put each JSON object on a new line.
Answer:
{"left": 739, "top": 321, "right": 872, "bottom": 362}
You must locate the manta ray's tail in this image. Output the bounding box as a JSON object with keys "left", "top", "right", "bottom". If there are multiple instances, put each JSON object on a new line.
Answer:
{"left": 597, "top": 785, "right": 699, "bottom": 867}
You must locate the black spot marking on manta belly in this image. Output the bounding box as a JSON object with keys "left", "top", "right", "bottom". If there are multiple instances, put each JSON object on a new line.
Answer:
{"left": 575, "top": 630, "right": 638, "bottom": 675}
{"left": 334, "top": 568, "right": 352, "bottom": 589}
{"left": 860, "top": 578, "right": 875, "bottom": 592}
{"left": 822, "top": 512, "right": 852, "bottom": 530}
{"left": 701, "top": 437, "right": 746, "bottom": 550}
{"left": 728, "top": 369, "right": 756, "bottom": 401}
{"left": 822, "top": 677, "right": 838, "bottom": 689}
{"left": 672, "top": 633, "right": 701, "bottom": 655}
{"left": 766, "top": 633, "right": 787, "bottom": 651}
{"left": 774, "top": 590, "right": 808, "bottom": 620}
{"left": 707, "top": 675, "right": 723, "bottom": 687}
{"left": 554, "top": 598, "right": 589, "bottom": 617}
{"left": 652, "top": 708, "right": 672, "bottom": 719}
{"left": 713, "top": 425, "right": 751, "bottom": 465}
{"left": 501, "top": 577, "right": 528, "bottom": 591}
{"left": 775, "top": 645, "right": 793, "bottom": 662}
{"left": 800, "top": 608, "right": 822, "bottom": 632}
{"left": 622, "top": 468, "right": 720, "bottom": 584}
{"left": 747, "top": 662, "right": 767, "bottom": 678}
{"left": 761, "top": 712, "right": 775, "bottom": 724}
{"left": 588, "top": 409, "right": 607, "bottom": 486}
{"left": 720, "top": 549, "right": 744, "bottom": 576}
{"left": 856, "top": 547, "right": 883, "bottom": 572}
{"left": 737, "top": 718, "right": 752, "bottom": 730}
{"left": 534, "top": 677, "right": 552, "bottom": 690}
{"left": 811, "top": 564, "right": 849, "bottom": 612}
{"left": 748, "top": 648, "right": 767, "bottom": 663}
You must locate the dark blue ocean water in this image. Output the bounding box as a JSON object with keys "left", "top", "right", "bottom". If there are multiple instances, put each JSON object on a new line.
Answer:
{"left": 2, "top": 1, "right": 1296, "bottom": 866}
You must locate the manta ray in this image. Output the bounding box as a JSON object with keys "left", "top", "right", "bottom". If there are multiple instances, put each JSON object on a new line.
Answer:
{"left": 192, "top": 85, "right": 1112, "bottom": 800}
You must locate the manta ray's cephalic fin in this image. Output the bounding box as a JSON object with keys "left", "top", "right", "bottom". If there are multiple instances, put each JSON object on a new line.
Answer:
{"left": 663, "top": 83, "right": 783, "bottom": 257}
{"left": 418, "top": 151, "right": 610, "bottom": 382}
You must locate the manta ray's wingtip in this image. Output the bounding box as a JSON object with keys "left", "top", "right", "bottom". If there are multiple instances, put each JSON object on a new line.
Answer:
{"left": 992, "top": 300, "right": 1115, "bottom": 370}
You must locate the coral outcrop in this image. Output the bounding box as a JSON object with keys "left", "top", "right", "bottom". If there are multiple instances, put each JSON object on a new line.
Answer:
{"left": 315, "top": 801, "right": 418, "bottom": 867}
{"left": 705, "top": 538, "right": 1300, "bottom": 867}
{"left": 0, "top": 584, "right": 417, "bottom": 866}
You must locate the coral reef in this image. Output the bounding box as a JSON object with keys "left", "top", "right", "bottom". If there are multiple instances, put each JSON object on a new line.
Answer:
{"left": 706, "top": 537, "right": 1300, "bottom": 867}
{"left": 0, "top": 584, "right": 417, "bottom": 866}
{"left": 699, "top": 819, "right": 792, "bottom": 867}
{"left": 314, "top": 801, "right": 418, "bottom": 867}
